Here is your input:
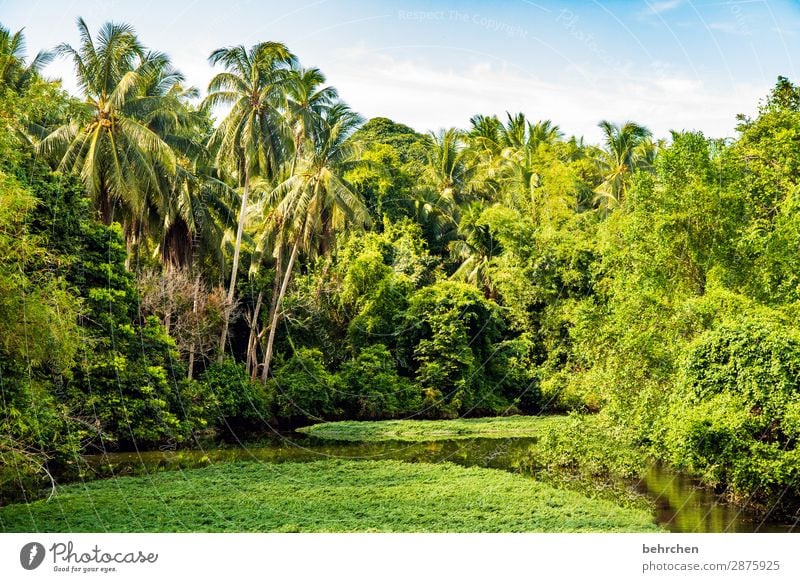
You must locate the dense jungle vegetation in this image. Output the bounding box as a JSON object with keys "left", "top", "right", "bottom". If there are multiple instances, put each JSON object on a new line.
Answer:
{"left": 1, "top": 19, "right": 799, "bottom": 514}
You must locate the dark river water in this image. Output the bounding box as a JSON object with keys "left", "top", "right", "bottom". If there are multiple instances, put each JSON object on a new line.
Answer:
{"left": 83, "top": 434, "right": 798, "bottom": 533}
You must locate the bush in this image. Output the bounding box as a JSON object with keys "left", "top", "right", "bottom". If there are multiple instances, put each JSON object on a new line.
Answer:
{"left": 199, "top": 359, "right": 273, "bottom": 432}
{"left": 398, "top": 281, "right": 508, "bottom": 417}
{"left": 337, "top": 344, "right": 420, "bottom": 419}
{"left": 487, "top": 336, "right": 542, "bottom": 413}
{"left": 663, "top": 313, "right": 800, "bottom": 503}
{"left": 271, "top": 348, "right": 339, "bottom": 422}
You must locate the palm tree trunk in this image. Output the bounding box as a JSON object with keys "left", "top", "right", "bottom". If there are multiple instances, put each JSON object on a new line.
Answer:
{"left": 217, "top": 166, "right": 250, "bottom": 362}
{"left": 245, "top": 289, "right": 263, "bottom": 377}
{"left": 261, "top": 236, "right": 299, "bottom": 382}
{"left": 187, "top": 272, "right": 201, "bottom": 380}
{"left": 252, "top": 249, "right": 283, "bottom": 380}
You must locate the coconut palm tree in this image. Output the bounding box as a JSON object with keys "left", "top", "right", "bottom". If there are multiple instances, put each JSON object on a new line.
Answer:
{"left": 122, "top": 52, "right": 211, "bottom": 265}
{"left": 141, "top": 71, "right": 235, "bottom": 271}
{"left": 239, "top": 65, "right": 338, "bottom": 377}
{"left": 593, "top": 120, "right": 652, "bottom": 213}
{"left": 202, "top": 41, "right": 297, "bottom": 359}
{"left": 0, "top": 24, "right": 52, "bottom": 89}
{"left": 285, "top": 66, "right": 337, "bottom": 168}
{"left": 528, "top": 119, "right": 563, "bottom": 149}
{"left": 260, "top": 103, "right": 370, "bottom": 380}
{"left": 423, "top": 127, "right": 475, "bottom": 207}
{"left": 39, "top": 19, "right": 177, "bottom": 226}
{"left": 449, "top": 201, "right": 499, "bottom": 297}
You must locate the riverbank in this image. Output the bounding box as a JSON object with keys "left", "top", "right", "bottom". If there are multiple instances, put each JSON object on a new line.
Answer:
{"left": 297, "top": 415, "right": 565, "bottom": 441}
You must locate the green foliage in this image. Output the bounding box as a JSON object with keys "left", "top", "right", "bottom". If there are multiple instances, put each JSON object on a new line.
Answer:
{"left": 337, "top": 345, "right": 419, "bottom": 419}
{"left": 351, "top": 117, "right": 428, "bottom": 166}
{"left": 199, "top": 359, "right": 273, "bottom": 430}
{"left": 0, "top": 169, "right": 82, "bottom": 501}
{"left": 335, "top": 219, "right": 436, "bottom": 352}
{"left": 271, "top": 348, "right": 338, "bottom": 422}
{"left": 662, "top": 313, "right": 800, "bottom": 499}
{"left": 399, "top": 281, "right": 514, "bottom": 416}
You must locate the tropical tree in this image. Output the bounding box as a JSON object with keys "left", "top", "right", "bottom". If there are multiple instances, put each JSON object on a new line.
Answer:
{"left": 261, "top": 103, "right": 370, "bottom": 380}
{"left": 422, "top": 127, "right": 473, "bottom": 206}
{"left": 0, "top": 24, "right": 52, "bottom": 89}
{"left": 39, "top": 19, "right": 177, "bottom": 227}
{"left": 242, "top": 64, "right": 337, "bottom": 377}
{"left": 528, "top": 119, "right": 563, "bottom": 149}
{"left": 593, "top": 120, "right": 652, "bottom": 213}
{"left": 284, "top": 65, "right": 337, "bottom": 169}
{"left": 203, "top": 41, "right": 297, "bottom": 359}
{"left": 449, "top": 201, "right": 499, "bottom": 297}
{"left": 144, "top": 77, "right": 234, "bottom": 271}
{"left": 465, "top": 113, "right": 563, "bottom": 204}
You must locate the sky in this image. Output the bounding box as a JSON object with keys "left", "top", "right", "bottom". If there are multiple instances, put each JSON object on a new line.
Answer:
{"left": 2, "top": 0, "right": 799, "bottom": 143}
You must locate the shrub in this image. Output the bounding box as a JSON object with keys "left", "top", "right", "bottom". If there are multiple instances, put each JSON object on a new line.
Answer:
{"left": 337, "top": 344, "right": 420, "bottom": 419}
{"left": 199, "top": 359, "right": 273, "bottom": 432}
{"left": 398, "top": 281, "right": 508, "bottom": 417}
{"left": 271, "top": 348, "right": 338, "bottom": 422}
{"left": 663, "top": 313, "right": 800, "bottom": 503}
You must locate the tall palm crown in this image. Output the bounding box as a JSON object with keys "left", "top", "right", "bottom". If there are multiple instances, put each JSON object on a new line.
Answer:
{"left": 0, "top": 24, "right": 52, "bottom": 89}
{"left": 248, "top": 65, "right": 336, "bottom": 273}
{"left": 594, "top": 120, "right": 652, "bottom": 212}
{"left": 271, "top": 103, "right": 370, "bottom": 254}
{"left": 204, "top": 41, "right": 297, "bottom": 182}
{"left": 423, "top": 127, "right": 473, "bottom": 205}
{"left": 285, "top": 66, "right": 338, "bottom": 159}
{"left": 40, "top": 19, "right": 177, "bottom": 225}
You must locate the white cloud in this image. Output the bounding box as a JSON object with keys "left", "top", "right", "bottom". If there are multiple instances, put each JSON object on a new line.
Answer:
{"left": 323, "top": 49, "right": 765, "bottom": 143}
{"left": 709, "top": 21, "right": 744, "bottom": 34}
{"left": 42, "top": 39, "right": 767, "bottom": 146}
{"left": 645, "top": 0, "right": 683, "bottom": 16}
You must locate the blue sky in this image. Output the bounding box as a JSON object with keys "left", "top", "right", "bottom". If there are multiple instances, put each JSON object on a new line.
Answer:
{"left": 2, "top": 0, "right": 799, "bottom": 142}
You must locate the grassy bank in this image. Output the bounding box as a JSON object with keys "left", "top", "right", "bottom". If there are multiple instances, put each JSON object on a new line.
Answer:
{"left": 0, "top": 459, "right": 659, "bottom": 533}
{"left": 299, "top": 415, "right": 648, "bottom": 478}
{"left": 297, "top": 415, "right": 567, "bottom": 442}
{"left": 300, "top": 414, "right": 653, "bottom": 512}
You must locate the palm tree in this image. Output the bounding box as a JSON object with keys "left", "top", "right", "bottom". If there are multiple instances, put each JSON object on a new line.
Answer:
{"left": 528, "top": 119, "right": 563, "bottom": 149}
{"left": 142, "top": 70, "right": 235, "bottom": 271}
{"left": 123, "top": 52, "right": 209, "bottom": 265}
{"left": 242, "top": 66, "right": 337, "bottom": 378}
{"left": 202, "top": 41, "right": 296, "bottom": 360}
{"left": 449, "top": 201, "right": 499, "bottom": 297}
{"left": 410, "top": 186, "right": 459, "bottom": 252}
{"left": 423, "top": 127, "right": 474, "bottom": 208}
{"left": 40, "top": 20, "right": 177, "bottom": 226}
{"left": 285, "top": 66, "right": 337, "bottom": 168}
{"left": 593, "top": 120, "right": 652, "bottom": 213}
{"left": 261, "top": 103, "right": 370, "bottom": 380}
{"left": 465, "top": 114, "right": 563, "bottom": 205}
{"left": 0, "top": 24, "right": 52, "bottom": 89}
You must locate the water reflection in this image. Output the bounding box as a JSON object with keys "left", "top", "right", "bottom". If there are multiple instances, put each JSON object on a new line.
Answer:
{"left": 83, "top": 435, "right": 797, "bottom": 533}
{"left": 640, "top": 465, "right": 796, "bottom": 533}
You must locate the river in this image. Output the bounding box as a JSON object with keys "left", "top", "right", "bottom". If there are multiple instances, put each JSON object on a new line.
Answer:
{"left": 83, "top": 433, "right": 797, "bottom": 533}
